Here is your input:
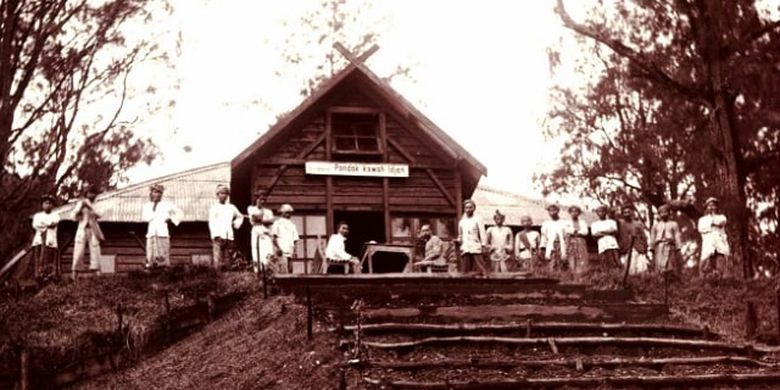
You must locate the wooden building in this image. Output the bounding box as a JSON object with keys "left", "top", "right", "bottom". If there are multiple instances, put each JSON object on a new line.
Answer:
{"left": 230, "top": 47, "right": 487, "bottom": 266}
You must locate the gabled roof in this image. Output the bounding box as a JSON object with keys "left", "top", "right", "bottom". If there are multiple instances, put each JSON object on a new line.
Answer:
{"left": 53, "top": 162, "right": 230, "bottom": 222}
{"left": 231, "top": 60, "right": 487, "bottom": 176}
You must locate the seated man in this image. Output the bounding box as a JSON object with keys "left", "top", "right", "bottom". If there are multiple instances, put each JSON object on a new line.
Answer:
{"left": 324, "top": 221, "right": 362, "bottom": 274}
{"left": 413, "top": 224, "right": 445, "bottom": 272}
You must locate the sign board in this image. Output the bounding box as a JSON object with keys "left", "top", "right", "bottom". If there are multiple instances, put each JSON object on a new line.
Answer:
{"left": 305, "top": 161, "right": 409, "bottom": 178}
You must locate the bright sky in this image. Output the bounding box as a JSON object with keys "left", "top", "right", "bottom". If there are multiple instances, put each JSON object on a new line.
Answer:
{"left": 126, "top": 0, "right": 592, "bottom": 198}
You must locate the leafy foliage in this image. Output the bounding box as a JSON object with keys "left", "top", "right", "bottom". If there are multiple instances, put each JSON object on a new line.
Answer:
{"left": 0, "top": 0, "right": 174, "bottom": 262}
{"left": 540, "top": 0, "right": 780, "bottom": 274}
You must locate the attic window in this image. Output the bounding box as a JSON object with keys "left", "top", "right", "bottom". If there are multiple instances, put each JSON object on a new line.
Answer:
{"left": 332, "top": 113, "right": 381, "bottom": 155}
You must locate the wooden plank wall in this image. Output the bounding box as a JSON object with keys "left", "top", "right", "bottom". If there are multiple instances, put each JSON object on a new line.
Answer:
{"left": 59, "top": 223, "right": 212, "bottom": 273}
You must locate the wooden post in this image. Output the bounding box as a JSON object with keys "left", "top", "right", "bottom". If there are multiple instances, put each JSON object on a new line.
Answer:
{"left": 380, "top": 113, "right": 391, "bottom": 243}
{"left": 325, "top": 112, "right": 334, "bottom": 237}
{"left": 454, "top": 171, "right": 463, "bottom": 272}
{"left": 20, "top": 348, "right": 30, "bottom": 390}
{"left": 746, "top": 300, "right": 757, "bottom": 341}
{"left": 775, "top": 287, "right": 780, "bottom": 342}
{"left": 207, "top": 293, "right": 216, "bottom": 323}
{"left": 163, "top": 290, "right": 171, "bottom": 343}
{"left": 525, "top": 319, "right": 532, "bottom": 338}
{"left": 306, "top": 285, "right": 313, "bottom": 340}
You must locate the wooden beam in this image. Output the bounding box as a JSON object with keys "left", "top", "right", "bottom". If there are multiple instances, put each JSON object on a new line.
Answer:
{"left": 426, "top": 168, "right": 457, "bottom": 207}
{"left": 386, "top": 137, "right": 416, "bottom": 163}
{"left": 334, "top": 42, "right": 379, "bottom": 64}
{"left": 455, "top": 171, "right": 463, "bottom": 217}
{"left": 297, "top": 132, "right": 326, "bottom": 159}
{"left": 328, "top": 106, "right": 381, "bottom": 114}
{"left": 264, "top": 165, "right": 289, "bottom": 195}
{"left": 325, "top": 112, "right": 334, "bottom": 236}
{"left": 380, "top": 113, "right": 391, "bottom": 243}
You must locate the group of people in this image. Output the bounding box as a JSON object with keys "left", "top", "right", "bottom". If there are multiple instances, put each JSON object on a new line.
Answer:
{"left": 28, "top": 184, "right": 301, "bottom": 279}
{"left": 412, "top": 197, "right": 732, "bottom": 277}
{"left": 28, "top": 184, "right": 732, "bottom": 279}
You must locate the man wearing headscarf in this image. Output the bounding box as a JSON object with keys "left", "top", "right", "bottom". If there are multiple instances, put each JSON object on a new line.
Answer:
{"left": 209, "top": 184, "right": 244, "bottom": 269}
{"left": 142, "top": 184, "right": 183, "bottom": 268}
{"left": 271, "top": 203, "right": 300, "bottom": 274}
{"left": 650, "top": 204, "right": 682, "bottom": 274}
{"left": 455, "top": 199, "right": 488, "bottom": 275}
{"left": 697, "top": 197, "right": 730, "bottom": 276}
{"left": 72, "top": 187, "right": 104, "bottom": 275}
{"left": 591, "top": 205, "right": 620, "bottom": 270}
{"left": 564, "top": 205, "right": 589, "bottom": 275}
{"left": 486, "top": 210, "right": 513, "bottom": 273}
{"left": 618, "top": 204, "right": 649, "bottom": 274}
{"left": 541, "top": 204, "right": 568, "bottom": 270}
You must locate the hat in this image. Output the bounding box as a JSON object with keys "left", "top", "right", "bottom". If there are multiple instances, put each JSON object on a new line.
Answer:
{"left": 40, "top": 194, "right": 56, "bottom": 203}
{"left": 568, "top": 205, "right": 581, "bottom": 213}
{"left": 658, "top": 204, "right": 671, "bottom": 213}
{"left": 546, "top": 204, "right": 559, "bottom": 211}
{"left": 494, "top": 209, "right": 505, "bottom": 218}
{"left": 595, "top": 204, "right": 608, "bottom": 212}
{"left": 150, "top": 183, "right": 164, "bottom": 193}
{"left": 279, "top": 204, "right": 294, "bottom": 213}
{"left": 621, "top": 203, "right": 633, "bottom": 211}
{"left": 216, "top": 184, "right": 230, "bottom": 195}
{"left": 463, "top": 199, "right": 476, "bottom": 207}
{"left": 705, "top": 197, "right": 719, "bottom": 206}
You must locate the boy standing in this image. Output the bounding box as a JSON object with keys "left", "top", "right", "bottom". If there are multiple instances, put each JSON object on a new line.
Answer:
{"left": 271, "top": 204, "right": 300, "bottom": 274}
{"left": 591, "top": 205, "right": 620, "bottom": 270}
{"left": 697, "top": 197, "right": 730, "bottom": 276}
{"left": 650, "top": 204, "right": 682, "bottom": 274}
{"left": 541, "top": 204, "right": 568, "bottom": 270}
{"left": 514, "top": 216, "right": 540, "bottom": 272}
{"left": 142, "top": 184, "right": 183, "bottom": 269}
{"left": 486, "top": 210, "right": 513, "bottom": 273}
{"left": 209, "top": 184, "right": 244, "bottom": 269}
{"left": 31, "top": 195, "right": 60, "bottom": 279}
{"left": 455, "top": 199, "right": 488, "bottom": 275}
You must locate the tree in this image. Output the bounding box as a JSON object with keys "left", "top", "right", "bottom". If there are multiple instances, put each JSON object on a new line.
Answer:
{"left": 543, "top": 0, "right": 780, "bottom": 276}
{"left": 0, "top": 0, "right": 173, "bottom": 263}
{"left": 276, "top": 0, "right": 412, "bottom": 98}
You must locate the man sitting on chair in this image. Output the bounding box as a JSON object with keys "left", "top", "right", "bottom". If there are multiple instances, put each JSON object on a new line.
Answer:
{"left": 413, "top": 224, "right": 445, "bottom": 272}
{"left": 325, "top": 221, "right": 362, "bottom": 274}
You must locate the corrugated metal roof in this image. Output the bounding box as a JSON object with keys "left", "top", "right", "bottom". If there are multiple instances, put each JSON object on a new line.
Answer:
{"left": 472, "top": 186, "right": 596, "bottom": 227}
{"left": 53, "top": 163, "right": 579, "bottom": 226}
{"left": 54, "top": 162, "right": 231, "bottom": 222}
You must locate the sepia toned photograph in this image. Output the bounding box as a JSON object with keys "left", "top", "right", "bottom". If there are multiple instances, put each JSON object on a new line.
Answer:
{"left": 1, "top": 1, "right": 780, "bottom": 388}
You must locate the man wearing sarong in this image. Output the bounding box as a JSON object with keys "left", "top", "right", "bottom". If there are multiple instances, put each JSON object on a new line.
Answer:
{"left": 248, "top": 192, "right": 275, "bottom": 273}
{"left": 324, "top": 222, "right": 361, "bottom": 274}
{"left": 455, "top": 199, "right": 488, "bottom": 275}
{"left": 618, "top": 205, "right": 650, "bottom": 274}
{"left": 591, "top": 205, "right": 620, "bottom": 271}
{"left": 514, "top": 216, "right": 540, "bottom": 272}
{"left": 486, "top": 210, "right": 513, "bottom": 273}
{"left": 650, "top": 204, "right": 682, "bottom": 274}
{"left": 31, "top": 195, "right": 60, "bottom": 279}
{"left": 564, "top": 205, "right": 589, "bottom": 275}
{"left": 141, "top": 184, "right": 183, "bottom": 269}
{"left": 697, "top": 197, "right": 730, "bottom": 276}
{"left": 72, "top": 187, "right": 104, "bottom": 275}
{"left": 271, "top": 204, "right": 299, "bottom": 274}
{"left": 413, "top": 224, "right": 445, "bottom": 272}
{"left": 209, "top": 184, "right": 244, "bottom": 269}
{"left": 541, "top": 204, "right": 568, "bottom": 271}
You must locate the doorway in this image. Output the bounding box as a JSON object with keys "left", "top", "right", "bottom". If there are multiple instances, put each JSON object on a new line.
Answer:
{"left": 333, "top": 211, "right": 385, "bottom": 272}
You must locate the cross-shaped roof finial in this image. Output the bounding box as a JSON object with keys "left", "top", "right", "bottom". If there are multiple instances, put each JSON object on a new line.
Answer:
{"left": 333, "top": 42, "right": 380, "bottom": 66}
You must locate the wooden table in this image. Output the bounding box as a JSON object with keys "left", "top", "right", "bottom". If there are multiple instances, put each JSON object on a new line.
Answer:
{"left": 359, "top": 243, "right": 415, "bottom": 273}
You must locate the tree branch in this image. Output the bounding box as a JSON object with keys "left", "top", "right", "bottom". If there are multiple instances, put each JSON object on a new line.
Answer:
{"left": 724, "top": 20, "right": 780, "bottom": 58}
{"left": 555, "top": 0, "right": 705, "bottom": 103}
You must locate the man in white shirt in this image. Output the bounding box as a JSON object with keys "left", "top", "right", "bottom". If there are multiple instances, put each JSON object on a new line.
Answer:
{"left": 325, "top": 222, "right": 361, "bottom": 274}
{"left": 248, "top": 191, "right": 275, "bottom": 273}
{"left": 515, "top": 215, "right": 540, "bottom": 272}
{"left": 209, "top": 184, "right": 244, "bottom": 269}
{"left": 486, "top": 210, "right": 513, "bottom": 273}
{"left": 142, "top": 184, "right": 183, "bottom": 269}
{"left": 455, "top": 199, "right": 488, "bottom": 275}
{"left": 271, "top": 203, "right": 300, "bottom": 274}
{"left": 698, "top": 197, "right": 730, "bottom": 276}
{"left": 72, "top": 187, "right": 104, "bottom": 275}
{"left": 31, "top": 194, "right": 60, "bottom": 279}
{"left": 541, "top": 204, "right": 568, "bottom": 270}
{"left": 591, "top": 205, "right": 620, "bottom": 270}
